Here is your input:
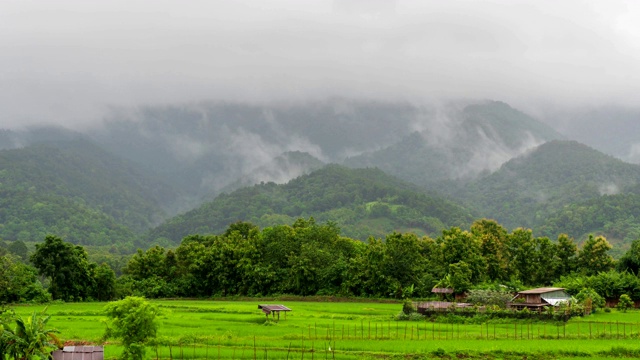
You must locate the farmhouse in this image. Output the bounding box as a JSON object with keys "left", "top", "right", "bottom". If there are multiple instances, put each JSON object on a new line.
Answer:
{"left": 510, "top": 287, "right": 571, "bottom": 310}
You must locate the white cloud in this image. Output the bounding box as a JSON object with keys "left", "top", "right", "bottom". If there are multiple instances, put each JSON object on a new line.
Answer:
{"left": 2, "top": 0, "right": 640, "bottom": 128}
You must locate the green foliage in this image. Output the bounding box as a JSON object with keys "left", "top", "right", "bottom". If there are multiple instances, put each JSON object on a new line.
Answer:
{"left": 577, "top": 235, "right": 614, "bottom": 275}
{"left": 458, "top": 140, "right": 640, "bottom": 244}
{"left": 617, "top": 294, "right": 634, "bottom": 312}
{"left": 575, "top": 288, "right": 605, "bottom": 312}
{"left": 618, "top": 237, "right": 640, "bottom": 274}
{"left": 103, "top": 296, "right": 160, "bottom": 360}
{"left": 31, "top": 235, "right": 94, "bottom": 301}
{"left": 0, "top": 139, "right": 175, "bottom": 245}
{"left": 0, "top": 255, "right": 50, "bottom": 304}
{"left": 465, "top": 289, "right": 513, "bottom": 308}
{"left": 402, "top": 299, "right": 416, "bottom": 315}
{"left": 147, "top": 165, "right": 474, "bottom": 244}
{"left": 445, "top": 261, "right": 473, "bottom": 293}
{"left": 0, "top": 308, "right": 61, "bottom": 360}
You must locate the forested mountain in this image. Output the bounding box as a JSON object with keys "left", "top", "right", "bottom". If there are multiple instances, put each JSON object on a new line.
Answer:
{"left": 92, "top": 99, "right": 420, "bottom": 202}
{"left": 344, "top": 101, "right": 564, "bottom": 186}
{"left": 0, "top": 139, "right": 177, "bottom": 245}
{"left": 456, "top": 140, "right": 640, "bottom": 245}
{"left": 3, "top": 99, "right": 639, "bottom": 253}
{"left": 213, "top": 151, "right": 325, "bottom": 198}
{"left": 146, "top": 165, "right": 475, "bottom": 244}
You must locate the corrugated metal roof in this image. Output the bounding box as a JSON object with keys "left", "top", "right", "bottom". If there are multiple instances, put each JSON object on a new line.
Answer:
{"left": 431, "top": 287, "right": 454, "bottom": 294}
{"left": 541, "top": 296, "right": 570, "bottom": 306}
{"left": 258, "top": 304, "right": 291, "bottom": 315}
{"left": 518, "top": 287, "right": 565, "bottom": 294}
{"left": 258, "top": 305, "right": 291, "bottom": 311}
{"left": 52, "top": 346, "right": 104, "bottom": 360}
{"left": 59, "top": 347, "right": 103, "bottom": 353}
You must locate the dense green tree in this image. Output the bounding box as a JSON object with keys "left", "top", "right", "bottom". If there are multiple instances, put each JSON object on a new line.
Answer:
{"left": 0, "top": 255, "right": 50, "bottom": 304}
{"left": 382, "top": 232, "right": 425, "bottom": 298}
{"left": 6, "top": 241, "right": 28, "bottom": 262}
{"left": 30, "top": 235, "right": 94, "bottom": 301}
{"left": 618, "top": 238, "right": 640, "bottom": 274}
{"left": 577, "top": 235, "right": 614, "bottom": 275}
{"left": 439, "top": 227, "right": 485, "bottom": 283}
{"left": 445, "top": 261, "right": 473, "bottom": 293}
{"left": 104, "top": 296, "right": 159, "bottom": 360}
{"left": 472, "top": 219, "right": 509, "bottom": 282}
{"left": 554, "top": 234, "right": 578, "bottom": 277}
{"left": 532, "top": 237, "right": 557, "bottom": 285}
{"left": 91, "top": 263, "right": 117, "bottom": 301}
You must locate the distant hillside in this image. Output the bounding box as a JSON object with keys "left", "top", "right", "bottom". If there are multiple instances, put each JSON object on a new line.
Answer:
{"left": 93, "top": 99, "right": 419, "bottom": 200}
{"left": 213, "top": 151, "right": 325, "bottom": 197}
{"left": 537, "top": 193, "right": 640, "bottom": 255}
{"left": 459, "top": 140, "right": 640, "bottom": 236}
{"left": 551, "top": 106, "right": 640, "bottom": 164}
{"left": 146, "top": 165, "right": 475, "bottom": 243}
{"left": 344, "top": 101, "right": 564, "bottom": 186}
{"left": 0, "top": 139, "right": 178, "bottom": 245}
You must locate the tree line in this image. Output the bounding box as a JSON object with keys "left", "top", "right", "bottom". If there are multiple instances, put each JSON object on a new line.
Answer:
{"left": 3, "top": 217, "right": 640, "bottom": 303}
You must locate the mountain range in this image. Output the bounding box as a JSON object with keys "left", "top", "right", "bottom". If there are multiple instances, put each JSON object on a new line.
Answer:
{"left": 1, "top": 98, "right": 639, "bottom": 253}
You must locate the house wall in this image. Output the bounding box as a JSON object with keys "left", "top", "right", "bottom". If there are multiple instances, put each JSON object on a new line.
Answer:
{"left": 525, "top": 294, "right": 541, "bottom": 303}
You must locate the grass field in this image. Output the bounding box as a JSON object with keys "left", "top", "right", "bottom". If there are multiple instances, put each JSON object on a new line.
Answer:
{"left": 9, "top": 300, "right": 640, "bottom": 359}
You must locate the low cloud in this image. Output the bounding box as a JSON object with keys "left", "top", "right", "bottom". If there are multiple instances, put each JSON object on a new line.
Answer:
{"left": 2, "top": 0, "right": 640, "bottom": 128}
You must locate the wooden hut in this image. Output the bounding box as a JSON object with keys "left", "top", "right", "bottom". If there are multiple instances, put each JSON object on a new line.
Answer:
{"left": 509, "top": 287, "right": 571, "bottom": 311}
{"left": 432, "top": 287, "right": 465, "bottom": 301}
{"left": 258, "top": 304, "right": 291, "bottom": 321}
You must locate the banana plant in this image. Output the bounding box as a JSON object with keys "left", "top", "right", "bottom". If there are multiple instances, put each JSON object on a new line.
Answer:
{"left": 2, "top": 308, "right": 62, "bottom": 360}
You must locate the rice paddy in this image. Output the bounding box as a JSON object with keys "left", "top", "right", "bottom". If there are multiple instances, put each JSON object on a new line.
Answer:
{"left": 10, "top": 300, "right": 640, "bottom": 359}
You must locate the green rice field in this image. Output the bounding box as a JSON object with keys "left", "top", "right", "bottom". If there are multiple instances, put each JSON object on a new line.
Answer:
{"left": 10, "top": 300, "right": 640, "bottom": 359}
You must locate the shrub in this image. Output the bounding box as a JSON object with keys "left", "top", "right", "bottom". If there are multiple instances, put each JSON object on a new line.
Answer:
{"left": 575, "top": 288, "right": 605, "bottom": 313}
{"left": 617, "top": 294, "right": 634, "bottom": 312}
{"left": 466, "top": 289, "right": 513, "bottom": 308}
{"left": 104, "top": 296, "right": 160, "bottom": 360}
{"left": 402, "top": 299, "right": 416, "bottom": 314}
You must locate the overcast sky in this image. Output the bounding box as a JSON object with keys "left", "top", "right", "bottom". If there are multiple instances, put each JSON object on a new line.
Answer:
{"left": 2, "top": 0, "right": 640, "bottom": 128}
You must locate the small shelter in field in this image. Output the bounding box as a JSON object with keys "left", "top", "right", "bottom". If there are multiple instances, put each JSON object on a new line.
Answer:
{"left": 52, "top": 346, "right": 104, "bottom": 360}
{"left": 258, "top": 304, "right": 291, "bottom": 321}
{"left": 510, "top": 287, "right": 571, "bottom": 311}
